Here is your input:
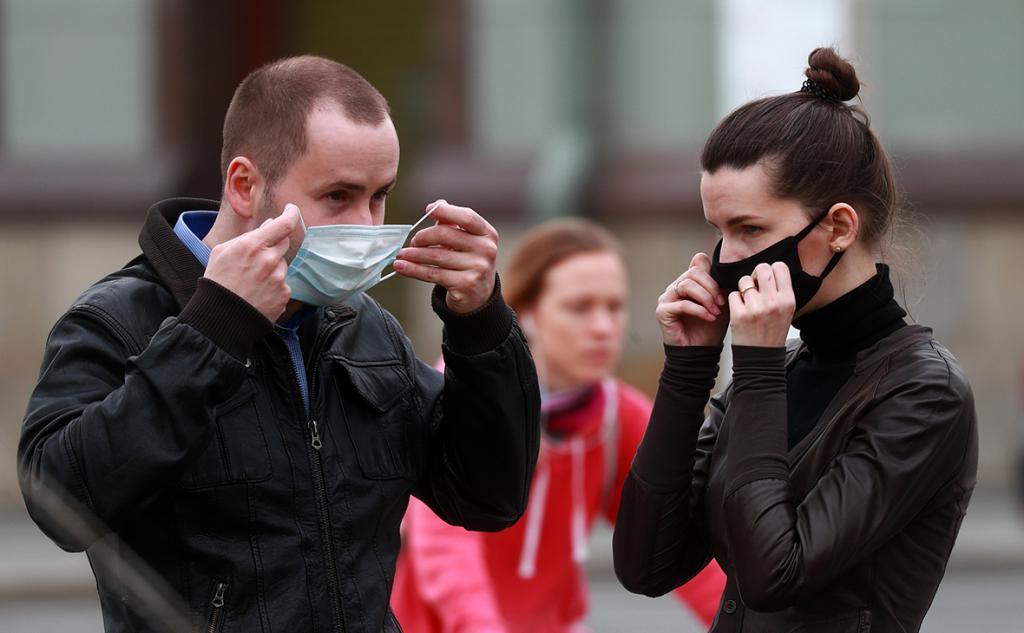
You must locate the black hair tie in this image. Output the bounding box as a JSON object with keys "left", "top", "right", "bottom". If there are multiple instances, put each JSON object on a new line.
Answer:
{"left": 800, "top": 79, "right": 838, "bottom": 102}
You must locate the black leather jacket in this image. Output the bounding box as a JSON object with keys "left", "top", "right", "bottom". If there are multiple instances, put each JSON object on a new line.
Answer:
{"left": 19, "top": 198, "right": 540, "bottom": 633}
{"left": 614, "top": 327, "right": 978, "bottom": 633}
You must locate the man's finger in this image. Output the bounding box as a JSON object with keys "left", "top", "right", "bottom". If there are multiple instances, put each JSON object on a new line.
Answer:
{"left": 254, "top": 204, "right": 300, "bottom": 246}
{"left": 409, "top": 224, "right": 483, "bottom": 252}
{"left": 426, "top": 201, "right": 495, "bottom": 237}
{"left": 265, "top": 235, "right": 291, "bottom": 260}
{"left": 396, "top": 246, "right": 477, "bottom": 271}
{"left": 391, "top": 259, "right": 463, "bottom": 288}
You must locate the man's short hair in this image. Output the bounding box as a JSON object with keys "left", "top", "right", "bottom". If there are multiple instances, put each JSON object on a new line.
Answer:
{"left": 220, "top": 55, "right": 391, "bottom": 188}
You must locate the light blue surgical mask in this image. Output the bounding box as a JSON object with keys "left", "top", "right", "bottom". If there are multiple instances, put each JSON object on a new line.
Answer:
{"left": 284, "top": 202, "right": 439, "bottom": 307}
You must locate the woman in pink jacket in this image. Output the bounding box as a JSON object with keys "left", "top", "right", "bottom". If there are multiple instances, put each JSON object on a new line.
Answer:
{"left": 391, "top": 219, "right": 726, "bottom": 633}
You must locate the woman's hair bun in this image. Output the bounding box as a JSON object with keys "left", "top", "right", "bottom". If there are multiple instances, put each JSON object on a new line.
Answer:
{"left": 804, "top": 47, "right": 860, "bottom": 102}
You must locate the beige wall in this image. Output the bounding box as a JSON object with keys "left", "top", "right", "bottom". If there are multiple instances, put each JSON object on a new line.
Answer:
{"left": 1, "top": 213, "right": 1020, "bottom": 507}
{"left": 0, "top": 222, "right": 140, "bottom": 506}
{"left": 609, "top": 214, "right": 1024, "bottom": 491}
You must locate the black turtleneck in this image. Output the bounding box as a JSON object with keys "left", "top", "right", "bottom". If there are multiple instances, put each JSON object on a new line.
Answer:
{"left": 784, "top": 264, "right": 907, "bottom": 448}
{"left": 631, "top": 264, "right": 908, "bottom": 489}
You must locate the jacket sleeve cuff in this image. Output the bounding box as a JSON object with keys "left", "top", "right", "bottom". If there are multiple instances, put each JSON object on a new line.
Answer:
{"left": 178, "top": 277, "right": 273, "bottom": 361}
{"left": 431, "top": 275, "right": 514, "bottom": 356}
{"left": 723, "top": 345, "right": 790, "bottom": 494}
{"left": 631, "top": 345, "right": 723, "bottom": 487}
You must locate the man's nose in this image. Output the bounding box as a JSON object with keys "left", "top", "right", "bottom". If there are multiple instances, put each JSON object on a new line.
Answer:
{"left": 353, "top": 200, "right": 375, "bottom": 225}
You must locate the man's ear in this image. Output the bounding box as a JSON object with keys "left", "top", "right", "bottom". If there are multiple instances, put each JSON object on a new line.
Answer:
{"left": 223, "top": 157, "right": 263, "bottom": 220}
{"left": 825, "top": 202, "right": 860, "bottom": 252}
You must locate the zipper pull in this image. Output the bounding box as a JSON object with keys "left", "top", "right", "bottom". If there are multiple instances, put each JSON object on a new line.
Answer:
{"left": 308, "top": 419, "right": 322, "bottom": 450}
{"left": 211, "top": 582, "right": 226, "bottom": 608}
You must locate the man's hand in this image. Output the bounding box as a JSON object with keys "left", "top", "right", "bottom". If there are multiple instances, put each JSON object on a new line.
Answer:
{"left": 204, "top": 204, "right": 300, "bottom": 322}
{"left": 393, "top": 200, "right": 499, "bottom": 314}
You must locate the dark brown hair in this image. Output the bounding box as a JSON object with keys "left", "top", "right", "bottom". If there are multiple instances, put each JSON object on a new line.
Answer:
{"left": 503, "top": 219, "right": 622, "bottom": 314}
{"left": 220, "top": 55, "right": 391, "bottom": 189}
{"left": 701, "top": 47, "right": 897, "bottom": 244}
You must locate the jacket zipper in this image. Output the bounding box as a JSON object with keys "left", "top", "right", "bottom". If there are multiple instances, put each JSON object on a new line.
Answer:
{"left": 307, "top": 417, "right": 343, "bottom": 632}
{"left": 303, "top": 317, "right": 349, "bottom": 633}
{"left": 206, "top": 581, "right": 227, "bottom": 633}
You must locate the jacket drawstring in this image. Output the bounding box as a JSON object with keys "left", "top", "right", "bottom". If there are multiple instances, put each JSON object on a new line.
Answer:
{"left": 518, "top": 378, "right": 619, "bottom": 578}
{"left": 571, "top": 436, "right": 588, "bottom": 563}
{"left": 517, "top": 458, "right": 550, "bottom": 578}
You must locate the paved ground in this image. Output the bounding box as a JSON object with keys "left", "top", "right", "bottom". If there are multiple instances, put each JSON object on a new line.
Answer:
{"left": 2, "top": 570, "right": 1023, "bottom": 632}
{"left": 585, "top": 570, "right": 1024, "bottom": 632}
{"left": 2, "top": 488, "right": 1023, "bottom": 631}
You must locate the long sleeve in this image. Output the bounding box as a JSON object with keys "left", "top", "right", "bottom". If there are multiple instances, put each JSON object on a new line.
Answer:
{"left": 18, "top": 279, "right": 271, "bottom": 551}
{"left": 613, "top": 345, "right": 722, "bottom": 597}
{"left": 396, "top": 498, "right": 508, "bottom": 633}
{"left": 606, "top": 382, "right": 727, "bottom": 625}
{"left": 411, "top": 278, "right": 541, "bottom": 532}
{"left": 720, "top": 344, "right": 976, "bottom": 611}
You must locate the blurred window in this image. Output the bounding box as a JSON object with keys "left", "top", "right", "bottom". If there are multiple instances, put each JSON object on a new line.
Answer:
{"left": 469, "top": 0, "right": 556, "bottom": 154}
{"left": 858, "top": 0, "right": 1024, "bottom": 150}
{"left": 604, "top": 0, "right": 716, "bottom": 152}
{"left": 1, "top": 0, "right": 154, "bottom": 159}
{"left": 468, "top": 0, "right": 716, "bottom": 156}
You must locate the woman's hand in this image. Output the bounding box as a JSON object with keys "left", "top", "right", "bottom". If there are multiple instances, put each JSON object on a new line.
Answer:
{"left": 729, "top": 262, "right": 795, "bottom": 347}
{"left": 656, "top": 253, "right": 729, "bottom": 347}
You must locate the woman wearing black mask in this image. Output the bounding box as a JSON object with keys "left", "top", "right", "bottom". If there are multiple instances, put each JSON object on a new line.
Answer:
{"left": 613, "top": 48, "right": 977, "bottom": 633}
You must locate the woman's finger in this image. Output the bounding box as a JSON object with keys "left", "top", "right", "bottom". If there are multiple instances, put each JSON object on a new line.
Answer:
{"left": 671, "top": 277, "right": 721, "bottom": 316}
{"left": 754, "top": 262, "right": 778, "bottom": 295}
{"left": 658, "top": 298, "right": 719, "bottom": 323}
{"left": 771, "top": 262, "right": 792, "bottom": 295}
{"left": 727, "top": 290, "right": 747, "bottom": 317}
{"left": 689, "top": 252, "right": 712, "bottom": 274}
{"left": 666, "top": 260, "right": 725, "bottom": 307}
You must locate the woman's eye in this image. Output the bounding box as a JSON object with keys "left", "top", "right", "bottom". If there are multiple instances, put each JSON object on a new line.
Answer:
{"left": 373, "top": 190, "right": 390, "bottom": 202}
{"left": 326, "top": 191, "right": 347, "bottom": 203}
{"left": 741, "top": 225, "right": 762, "bottom": 235}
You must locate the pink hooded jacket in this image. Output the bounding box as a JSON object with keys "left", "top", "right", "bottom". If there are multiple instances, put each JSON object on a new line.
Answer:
{"left": 391, "top": 379, "right": 726, "bottom": 633}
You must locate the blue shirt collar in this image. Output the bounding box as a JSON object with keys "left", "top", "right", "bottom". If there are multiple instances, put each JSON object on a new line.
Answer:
{"left": 172, "top": 210, "right": 217, "bottom": 268}
{"left": 173, "top": 210, "right": 314, "bottom": 330}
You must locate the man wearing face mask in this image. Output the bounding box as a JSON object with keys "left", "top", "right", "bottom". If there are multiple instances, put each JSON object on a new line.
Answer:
{"left": 18, "top": 55, "right": 540, "bottom": 633}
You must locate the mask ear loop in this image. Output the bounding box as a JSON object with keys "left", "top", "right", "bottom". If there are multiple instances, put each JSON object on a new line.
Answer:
{"left": 283, "top": 203, "right": 308, "bottom": 239}
{"left": 378, "top": 200, "right": 445, "bottom": 283}
{"left": 805, "top": 207, "right": 844, "bottom": 280}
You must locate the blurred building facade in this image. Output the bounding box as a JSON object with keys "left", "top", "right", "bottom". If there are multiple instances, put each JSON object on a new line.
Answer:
{"left": 1, "top": 0, "right": 1022, "bottom": 509}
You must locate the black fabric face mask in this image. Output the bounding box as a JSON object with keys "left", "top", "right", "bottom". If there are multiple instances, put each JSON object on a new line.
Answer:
{"left": 709, "top": 212, "right": 844, "bottom": 312}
